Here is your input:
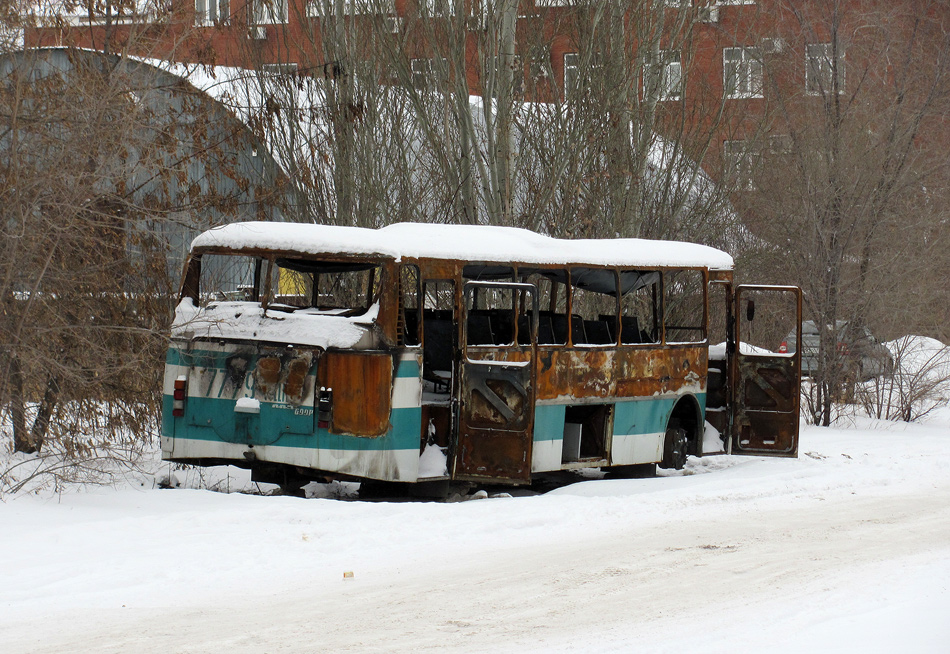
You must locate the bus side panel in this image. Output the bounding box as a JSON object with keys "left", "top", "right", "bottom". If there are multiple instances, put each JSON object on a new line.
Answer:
{"left": 536, "top": 346, "right": 707, "bottom": 402}
{"left": 531, "top": 404, "right": 566, "bottom": 472}
{"left": 162, "top": 348, "right": 424, "bottom": 483}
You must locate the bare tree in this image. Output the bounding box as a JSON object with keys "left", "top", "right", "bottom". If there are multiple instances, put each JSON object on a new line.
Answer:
{"left": 0, "top": 44, "right": 291, "bottom": 455}
{"left": 738, "top": 1, "right": 950, "bottom": 425}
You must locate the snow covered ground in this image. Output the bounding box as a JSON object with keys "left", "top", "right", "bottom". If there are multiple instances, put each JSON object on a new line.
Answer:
{"left": 2, "top": 413, "right": 949, "bottom": 653}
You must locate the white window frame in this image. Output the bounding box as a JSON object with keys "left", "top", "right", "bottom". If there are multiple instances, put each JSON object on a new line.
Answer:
{"left": 806, "top": 42, "right": 845, "bottom": 96}
{"left": 307, "top": 0, "right": 395, "bottom": 17}
{"left": 723, "top": 46, "right": 763, "bottom": 99}
{"left": 423, "top": 0, "right": 456, "bottom": 16}
{"left": 564, "top": 52, "right": 579, "bottom": 97}
{"left": 196, "top": 0, "right": 229, "bottom": 24}
{"left": 251, "top": 0, "right": 288, "bottom": 25}
{"left": 723, "top": 140, "right": 758, "bottom": 191}
{"left": 645, "top": 50, "right": 683, "bottom": 102}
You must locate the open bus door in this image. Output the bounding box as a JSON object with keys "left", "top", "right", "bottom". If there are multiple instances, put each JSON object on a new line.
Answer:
{"left": 454, "top": 281, "right": 538, "bottom": 484}
{"left": 730, "top": 285, "right": 802, "bottom": 457}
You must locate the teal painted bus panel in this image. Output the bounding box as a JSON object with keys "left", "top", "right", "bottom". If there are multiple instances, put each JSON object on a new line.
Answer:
{"left": 394, "top": 356, "right": 420, "bottom": 379}
{"left": 533, "top": 405, "right": 566, "bottom": 442}
{"left": 168, "top": 395, "right": 421, "bottom": 453}
{"left": 613, "top": 393, "right": 707, "bottom": 436}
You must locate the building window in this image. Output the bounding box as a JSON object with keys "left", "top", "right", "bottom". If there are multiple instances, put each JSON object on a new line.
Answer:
{"left": 411, "top": 58, "right": 449, "bottom": 90}
{"left": 563, "top": 52, "right": 602, "bottom": 99}
{"left": 806, "top": 43, "right": 845, "bottom": 95}
{"left": 723, "top": 47, "right": 762, "bottom": 98}
{"left": 423, "top": 0, "right": 455, "bottom": 16}
{"left": 307, "top": 0, "right": 395, "bottom": 16}
{"left": 645, "top": 50, "right": 682, "bottom": 101}
{"left": 723, "top": 140, "right": 758, "bottom": 191}
{"left": 564, "top": 53, "right": 578, "bottom": 97}
{"left": 196, "top": 0, "right": 229, "bottom": 24}
{"left": 250, "top": 0, "right": 288, "bottom": 24}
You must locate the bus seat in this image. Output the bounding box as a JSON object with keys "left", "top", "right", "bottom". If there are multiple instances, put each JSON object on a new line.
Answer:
{"left": 550, "top": 314, "right": 569, "bottom": 344}
{"left": 620, "top": 316, "right": 641, "bottom": 344}
{"left": 571, "top": 315, "right": 586, "bottom": 345}
{"left": 538, "top": 315, "right": 556, "bottom": 345}
{"left": 599, "top": 314, "right": 618, "bottom": 342}
{"left": 517, "top": 315, "right": 532, "bottom": 345}
{"left": 490, "top": 311, "right": 513, "bottom": 345}
{"left": 467, "top": 312, "right": 494, "bottom": 345}
{"left": 584, "top": 320, "right": 612, "bottom": 345}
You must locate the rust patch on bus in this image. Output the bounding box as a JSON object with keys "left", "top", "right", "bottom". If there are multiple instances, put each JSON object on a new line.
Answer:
{"left": 536, "top": 346, "right": 707, "bottom": 401}
{"left": 320, "top": 351, "right": 393, "bottom": 437}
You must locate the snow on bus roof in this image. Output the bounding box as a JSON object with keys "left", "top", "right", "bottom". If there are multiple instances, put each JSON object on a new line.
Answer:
{"left": 191, "top": 222, "right": 735, "bottom": 270}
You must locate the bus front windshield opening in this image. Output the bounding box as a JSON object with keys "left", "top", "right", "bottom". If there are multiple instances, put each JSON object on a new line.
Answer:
{"left": 198, "top": 254, "right": 380, "bottom": 316}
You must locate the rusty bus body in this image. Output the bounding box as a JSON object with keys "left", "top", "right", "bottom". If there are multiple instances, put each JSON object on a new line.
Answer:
{"left": 161, "top": 222, "right": 801, "bottom": 490}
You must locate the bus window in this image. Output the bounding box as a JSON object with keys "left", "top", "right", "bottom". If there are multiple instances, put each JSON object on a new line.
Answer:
{"left": 520, "top": 269, "right": 567, "bottom": 345}
{"left": 400, "top": 264, "right": 421, "bottom": 346}
{"left": 619, "top": 270, "right": 660, "bottom": 344}
{"left": 664, "top": 269, "right": 705, "bottom": 343}
{"left": 463, "top": 266, "right": 515, "bottom": 345}
{"left": 198, "top": 254, "right": 263, "bottom": 306}
{"left": 262, "top": 258, "right": 379, "bottom": 315}
{"left": 570, "top": 268, "right": 619, "bottom": 346}
{"left": 466, "top": 284, "right": 515, "bottom": 345}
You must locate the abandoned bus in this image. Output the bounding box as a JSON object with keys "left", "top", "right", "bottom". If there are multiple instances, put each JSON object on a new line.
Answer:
{"left": 161, "top": 222, "right": 802, "bottom": 492}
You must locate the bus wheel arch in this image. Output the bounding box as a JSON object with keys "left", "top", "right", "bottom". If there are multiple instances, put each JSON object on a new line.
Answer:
{"left": 659, "top": 395, "right": 702, "bottom": 470}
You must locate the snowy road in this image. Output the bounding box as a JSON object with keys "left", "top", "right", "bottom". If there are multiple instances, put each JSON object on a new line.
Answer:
{"left": 3, "top": 418, "right": 950, "bottom": 653}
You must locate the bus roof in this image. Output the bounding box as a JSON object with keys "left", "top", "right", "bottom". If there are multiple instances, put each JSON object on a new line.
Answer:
{"left": 191, "top": 222, "right": 735, "bottom": 271}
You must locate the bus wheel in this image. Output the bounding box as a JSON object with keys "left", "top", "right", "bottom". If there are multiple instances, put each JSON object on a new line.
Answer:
{"left": 660, "top": 425, "right": 688, "bottom": 470}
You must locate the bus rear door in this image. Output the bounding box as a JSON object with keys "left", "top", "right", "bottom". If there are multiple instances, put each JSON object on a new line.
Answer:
{"left": 454, "top": 281, "right": 538, "bottom": 484}
{"left": 731, "top": 284, "right": 802, "bottom": 456}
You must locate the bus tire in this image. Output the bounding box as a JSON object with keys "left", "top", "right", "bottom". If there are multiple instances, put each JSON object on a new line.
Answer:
{"left": 660, "top": 425, "right": 688, "bottom": 470}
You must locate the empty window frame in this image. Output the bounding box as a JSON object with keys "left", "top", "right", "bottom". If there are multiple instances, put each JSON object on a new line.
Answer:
{"left": 400, "top": 264, "right": 421, "bottom": 346}
{"left": 806, "top": 43, "right": 845, "bottom": 95}
{"left": 463, "top": 266, "right": 516, "bottom": 346}
{"left": 723, "top": 47, "right": 762, "bottom": 98}
{"left": 570, "top": 268, "right": 619, "bottom": 346}
{"left": 520, "top": 269, "right": 568, "bottom": 345}
{"left": 664, "top": 269, "right": 705, "bottom": 343}
{"left": 198, "top": 254, "right": 263, "bottom": 306}
{"left": 619, "top": 270, "right": 660, "bottom": 344}
{"left": 276, "top": 259, "right": 379, "bottom": 314}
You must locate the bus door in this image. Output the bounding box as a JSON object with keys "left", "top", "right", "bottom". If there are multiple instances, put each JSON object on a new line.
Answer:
{"left": 731, "top": 285, "right": 802, "bottom": 456}
{"left": 454, "top": 281, "right": 538, "bottom": 484}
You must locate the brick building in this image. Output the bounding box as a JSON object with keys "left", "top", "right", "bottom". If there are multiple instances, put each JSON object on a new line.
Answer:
{"left": 26, "top": 0, "right": 950, "bottom": 197}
